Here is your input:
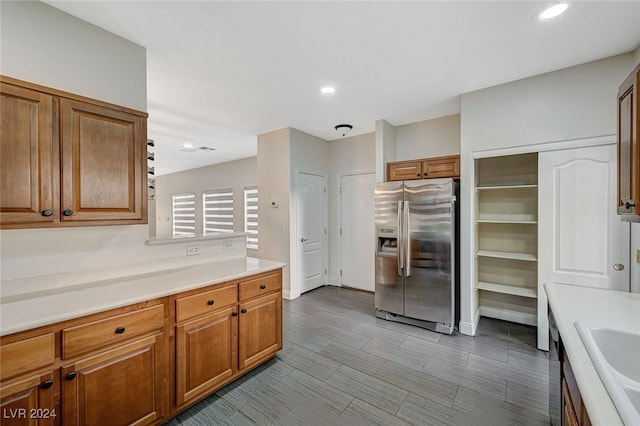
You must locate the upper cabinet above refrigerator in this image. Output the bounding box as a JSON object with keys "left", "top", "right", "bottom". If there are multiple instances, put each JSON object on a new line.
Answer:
{"left": 387, "top": 155, "right": 460, "bottom": 181}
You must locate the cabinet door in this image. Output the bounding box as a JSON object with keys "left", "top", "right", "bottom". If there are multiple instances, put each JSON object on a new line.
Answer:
{"left": 0, "top": 83, "right": 57, "bottom": 226}
{"left": 238, "top": 292, "right": 282, "bottom": 371}
{"left": 617, "top": 72, "right": 636, "bottom": 215}
{"left": 59, "top": 99, "right": 146, "bottom": 223}
{"left": 387, "top": 161, "right": 422, "bottom": 181}
{"left": 61, "top": 335, "right": 163, "bottom": 426}
{"left": 175, "top": 307, "right": 237, "bottom": 406}
{"left": 0, "top": 372, "right": 56, "bottom": 426}
{"left": 422, "top": 155, "right": 460, "bottom": 178}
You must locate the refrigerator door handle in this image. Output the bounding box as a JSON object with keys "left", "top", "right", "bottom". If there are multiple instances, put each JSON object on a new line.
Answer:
{"left": 405, "top": 200, "right": 411, "bottom": 277}
{"left": 397, "top": 200, "right": 403, "bottom": 275}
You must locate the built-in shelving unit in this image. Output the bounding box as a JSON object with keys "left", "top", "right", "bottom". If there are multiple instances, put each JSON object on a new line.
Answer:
{"left": 475, "top": 153, "right": 538, "bottom": 327}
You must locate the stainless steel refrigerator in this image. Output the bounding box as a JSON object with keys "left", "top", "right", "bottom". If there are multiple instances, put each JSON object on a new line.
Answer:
{"left": 374, "top": 178, "right": 459, "bottom": 334}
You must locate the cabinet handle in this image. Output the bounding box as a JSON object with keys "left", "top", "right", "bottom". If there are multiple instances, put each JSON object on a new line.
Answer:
{"left": 65, "top": 372, "right": 77, "bottom": 381}
{"left": 625, "top": 200, "right": 636, "bottom": 209}
{"left": 423, "top": 172, "right": 428, "bottom": 177}
{"left": 115, "top": 326, "right": 126, "bottom": 334}
{"left": 41, "top": 210, "right": 53, "bottom": 217}
{"left": 232, "top": 312, "right": 238, "bottom": 317}
{"left": 207, "top": 299, "right": 215, "bottom": 305}
{"left": 260, "top": 284, "right": 266, "bottom": 290}
{"left": 241, "top": 308, "right": 247, "bottom": 314}
{"left": 40, "top": 380, "right": 54, "bottom": 389}
{"left": 416, "top": 173, "right": 420, "bottom": 177}
{"left": 63, "top": 209, "right": 74, "bottom": 216}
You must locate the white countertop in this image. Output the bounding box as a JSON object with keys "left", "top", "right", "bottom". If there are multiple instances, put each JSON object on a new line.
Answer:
{"left": 0, "top": 256, "right": 285, "bottom": 336}
{"left": 545, "top": 283, "right": 640, "bottom": 426}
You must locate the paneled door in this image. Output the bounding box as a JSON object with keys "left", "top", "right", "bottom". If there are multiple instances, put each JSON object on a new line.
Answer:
{"left": 340, "top": 172, "right": 376, "bottom": 291}
{"left": 538, "top": 144, "right": 630, "bottom": 347}
{"left": 296, "top": 171, "right": 327, "bottom": 294}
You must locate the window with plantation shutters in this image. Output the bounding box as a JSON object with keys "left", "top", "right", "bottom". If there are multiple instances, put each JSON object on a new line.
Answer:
{"left": 203, "top": 189, "right": 234, "bottom": 234}
{"left": 244, "top": 186, "right": 259, "bottom": 249}
{"left": 172, "top": 193, "right": 196, "bottom": 237}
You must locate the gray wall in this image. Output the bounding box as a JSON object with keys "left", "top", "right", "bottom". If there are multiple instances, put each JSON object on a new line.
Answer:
{"left": 395, "top": 114, "right": 460, "bottom": 160}
{"left": 459, "top": 52, "right": 638, "bottom": 333}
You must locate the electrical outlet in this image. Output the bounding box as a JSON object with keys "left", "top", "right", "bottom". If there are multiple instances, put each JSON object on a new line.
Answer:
{"left": 186, "top": 246, "right": 200, "bottom": 256}
{"left": 223, "top": 241, "right": 233, "bottom": 250}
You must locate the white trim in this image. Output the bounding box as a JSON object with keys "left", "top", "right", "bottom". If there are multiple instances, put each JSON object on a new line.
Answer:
{"left": 459, "top": 308, "right": 480, "bottom": 336}
{"left": 472, "top": 134, "right": 615, "bottom": 159}
{"left": 337, "top": 168, "right": 376, "bottom": 287}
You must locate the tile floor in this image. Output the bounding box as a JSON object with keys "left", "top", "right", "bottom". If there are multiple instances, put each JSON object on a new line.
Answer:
{"left": 165, "top": 286, "right": 550, "bottom": 425}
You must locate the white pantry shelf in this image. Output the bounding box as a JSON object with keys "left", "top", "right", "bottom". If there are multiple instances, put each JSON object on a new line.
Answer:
{"left": 476, "top": 250, "right": 537, "bottom": 262}
{"left": 476, "top": 184, "right": 538, "bottom": 191}
{"left": 477, "top": 281, "right": 537, "bottom": 299}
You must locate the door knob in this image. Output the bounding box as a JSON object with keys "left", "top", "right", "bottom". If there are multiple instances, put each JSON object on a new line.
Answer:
{"left": 300, "top": 238, "right": 309, "bottom": 243}
{"left": 613, "top": 263, "right": 625, "bottom": 271}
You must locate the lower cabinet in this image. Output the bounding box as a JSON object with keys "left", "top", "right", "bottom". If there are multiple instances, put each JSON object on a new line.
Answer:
{"left": 238, "top": 292, "right": 282, "bottom": 371}
{"left": 175, "top": 306, "right": 237, "bottom": 406}
{"left": 0, "top": 268, "right": 283, "bottom": 425}
{"left": 61, "top": 334, "right": 164, "bottom": 426}
{"left": 0, "top": 371, "right": 56, "bottom": 426}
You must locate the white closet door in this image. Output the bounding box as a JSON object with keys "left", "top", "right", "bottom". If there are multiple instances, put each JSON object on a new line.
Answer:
{"left": 538, "top": 144, "right": 630, "bottom": 347}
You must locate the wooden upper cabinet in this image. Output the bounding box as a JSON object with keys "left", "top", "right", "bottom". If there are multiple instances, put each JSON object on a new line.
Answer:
{"left": 422, "top": 155, "right": 460, "bottom": 179}
{"left": 387, "top": 155, "right": 460, "bottom": 181}
{"left": 60, "top": 99, "right": 146, "bottom": 222}
{"left": 0, "top": 83, "right": 57, "bottom": 225}
{"left": 617, "top": 63, "right": 639, "bottom": 216}
{"left": 0, "top": 76, "right": 148, "bottom": 228}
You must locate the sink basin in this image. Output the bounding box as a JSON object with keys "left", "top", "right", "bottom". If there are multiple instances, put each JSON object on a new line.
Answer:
{"left": 575, "top": 322, "right": 640, "bottom": 425}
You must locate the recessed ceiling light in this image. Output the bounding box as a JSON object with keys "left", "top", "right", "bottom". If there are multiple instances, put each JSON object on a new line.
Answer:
{"left": 183, "top": 143, "right": 193, "bottom": 148}
{"left": 538, "top": 3, "right": 569, "bottom": 21}
{"left": 320, "top": 86, "right": 335, "bottom": 94}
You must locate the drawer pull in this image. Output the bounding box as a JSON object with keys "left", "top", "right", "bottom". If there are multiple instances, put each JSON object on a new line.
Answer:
{"left": 207, "top": 299, "right": 215, "bottom": 306}
{"left": 41, "top": 210, "right": 53, "bottom": 217}
{"left": 260, "top": 284, "right": 266, "bottom": 290}
{"left": 63, "top": 209, "right": 74, "bottom": 216}
{"left": 232, "top": 312, "right": 238, "bottom": 317}
{"left": 115, "top": 326, "right": 126, "bottom": 334}
{"left": 65, "top": 372, "right": 77, "bottom": 381}
{"left": 241, "top": 308, "right": 247, "bottom": 314}
{"left": 40, "top": 380, "right": 54, "bottom": 389}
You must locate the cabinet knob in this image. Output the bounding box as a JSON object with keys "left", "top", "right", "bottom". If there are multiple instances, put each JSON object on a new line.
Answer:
{"left": 63, "top": 209, "right": 74, "bottom": 216}
{"left": 40, "top": 380, "right": 54, "bottom": 389}
{"left": 416, "top": 173, "right": 420, "bottom": 177}
{"left": 625, "top": 201, "right": 636, "bottom": 209}
{"left": 232, "top": 312, "right": 238, "bottom": 317}
{"left": 423, "top": 172, "right": 428, "bottom": 177}
{"left": 65, "top": 372, "right": 77, "bottom": 381}
{"left": 260, "top": 284, "right": 266, "bottom": 290}
{"left": 115, "top": 326, "right": 126, "bottom": 334}
{"left": 207, "top": 299, "right": 215, "bottom": 306}
{"left": 241, "top": 308, "right": 247, "bottom": 314}
{"left": 41, "top": 210, "right": 53, "bottom": 217}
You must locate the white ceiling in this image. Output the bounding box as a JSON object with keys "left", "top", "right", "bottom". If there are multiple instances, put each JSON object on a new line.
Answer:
{"left": 46, "top": 1, "right": 640, "bottom": 176}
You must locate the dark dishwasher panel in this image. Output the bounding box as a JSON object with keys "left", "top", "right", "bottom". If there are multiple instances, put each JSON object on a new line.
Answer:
{"left": 549, "top": 308, "right": 562, "bottom": 426}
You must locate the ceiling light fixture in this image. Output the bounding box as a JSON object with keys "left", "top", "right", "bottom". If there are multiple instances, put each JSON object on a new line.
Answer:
{"left": 335, "top": 124, "right": 353, "bottom": 137}
{"left": 321, "top": 86, "right": 335, "bottom": 94}
{"left": 183, "top": 143, "right": 193, "bottom": 149}
{"left": 538, "top": 2, "right": 569, "bottom": 21}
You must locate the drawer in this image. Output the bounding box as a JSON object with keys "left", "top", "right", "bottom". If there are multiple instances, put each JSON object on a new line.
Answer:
{"left": 176, "top": 283, "right": 237, "bottom": 323}
{"left": 62, "top": 304, "right": 164, "bottom": 359}
{"left": 239, "top": 271, "right": 282, "bottom": 302}
{"left": 0, "top": 333, "right": 55, "bottom": 381}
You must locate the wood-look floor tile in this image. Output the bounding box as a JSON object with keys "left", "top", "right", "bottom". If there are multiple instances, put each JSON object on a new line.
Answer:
{"left": 381, "top": 320, "right": 443, "bottom": 343}
{"left": 317, "top": 341, "right": 385, "bottom": 376}
{"left": 361, "top": 338, "right": 427, "bottom": 371}
{"left": 314, "top": 324, "right": 372, "bottom": 349}
{"left": 437, "top": 332, "right": 509, "bottom": 362}
{"left": 325, "top": 365, "right": 408, "bottom": 415}
{"left": 351, "top": 322, "right": 408, "bottom": 346}
{"left": 396, "top": 391, "right": 464, "bottom": 426}
{"left": 505, "top": 381, "right": 550, "bottom": 417}
{"left": 507, "top": 349, "right": 550, "bottom": 375}
{"left": 374, "top": 361, "right": 458, "bottom": 407}
{"left": 466, "top": 352, "right": 549, "bottom": 389}
{"left": 337, "top": 398, "right": 413, "bottom": 426}
{"left": 400, "top": 335, "right": 470, "bottom": 364}
{"left": 277, "top": 344, "right": 341, "bottom": 381}
{"left": 453, "top": 385, "right": 550, "bottom": 426}
{"left": 284, "top": 324, "right": 332, "bottom": 353}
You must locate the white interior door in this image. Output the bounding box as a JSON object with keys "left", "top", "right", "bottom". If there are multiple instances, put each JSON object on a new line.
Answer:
{"left": 539, "top": 144, "right": 630, "bottom": 292}
{"left": 297, "top": 171, "right": 327, "bottom": 294}
{"left": 340, "top": 172, "right": 376, "bottom": 291}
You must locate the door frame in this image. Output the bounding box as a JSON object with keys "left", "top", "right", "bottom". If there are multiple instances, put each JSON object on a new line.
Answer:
{"left": 292, "top": 168, "right": 328, "bottom": 299}
{"left": 337, "top": 169, "right": 376, "bottom": 289}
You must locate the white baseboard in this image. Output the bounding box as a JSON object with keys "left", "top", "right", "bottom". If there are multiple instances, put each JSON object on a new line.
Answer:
{"left": 282, "top": 289, "right": 300, "bottom": 300}
{"left": 459, "top": 309, "right": 480, "bottom": 336}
